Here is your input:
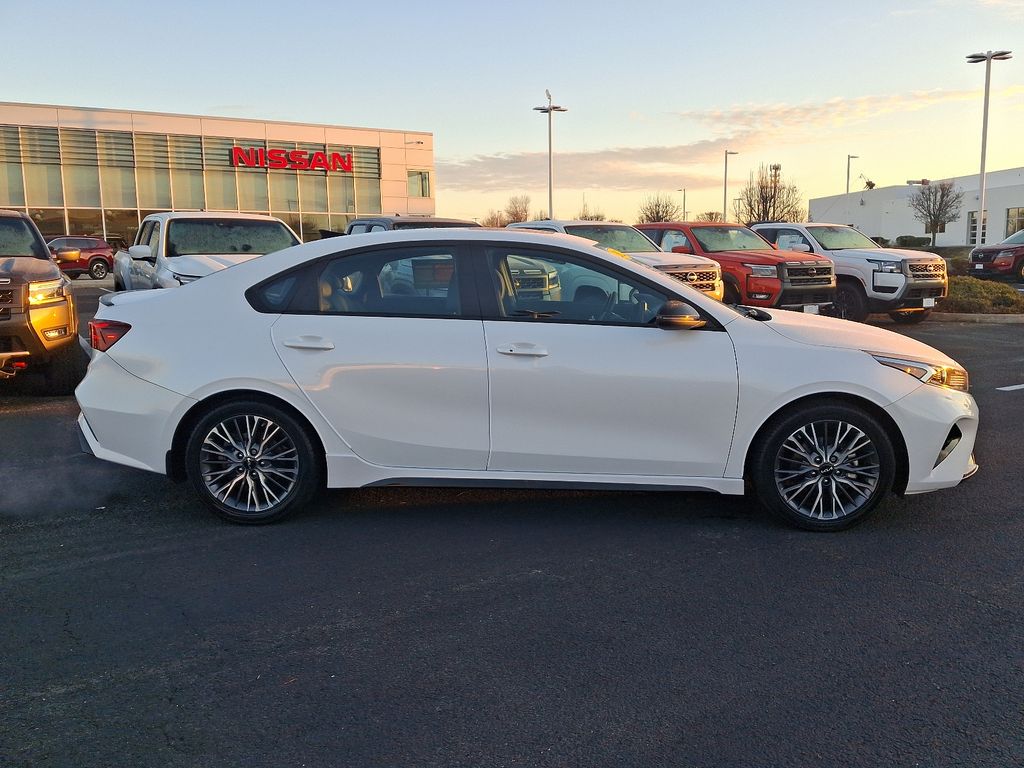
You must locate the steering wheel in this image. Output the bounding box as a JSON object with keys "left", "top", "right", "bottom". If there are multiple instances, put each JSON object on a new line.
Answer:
{"left": 597, "top": 291, "right": 616, "bottom": 321}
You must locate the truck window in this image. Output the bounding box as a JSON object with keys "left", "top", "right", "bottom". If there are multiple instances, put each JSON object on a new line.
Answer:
{"left": 165, "top": 219, "right": 300, "bottom": 257}
{"left": 0, "top": 218, "right": 49, "bottom": 259}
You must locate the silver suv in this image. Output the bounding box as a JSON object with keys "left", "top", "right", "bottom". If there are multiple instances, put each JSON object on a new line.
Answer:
{"left": 752, "top": 222, "right": 947, "bottom": 324}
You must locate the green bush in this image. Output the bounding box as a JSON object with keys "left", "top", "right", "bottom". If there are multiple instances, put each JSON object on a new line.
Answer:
{"left": 896, "top": 235, "right": 932, "bottom": 247}
{"left": 935, "top": 276, "right": 1024, "bottom": 313}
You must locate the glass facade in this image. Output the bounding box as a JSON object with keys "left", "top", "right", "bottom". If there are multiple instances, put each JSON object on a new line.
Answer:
{"left": 0, "top": 124, "right": 384, "bottom": 243}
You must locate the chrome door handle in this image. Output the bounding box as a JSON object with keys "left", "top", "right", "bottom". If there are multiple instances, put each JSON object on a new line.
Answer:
{"left": 497, "top": 344, "right": 548, "bottom": 357}
{"left": 282, "top": 336, "right": 335, "bottom": 351}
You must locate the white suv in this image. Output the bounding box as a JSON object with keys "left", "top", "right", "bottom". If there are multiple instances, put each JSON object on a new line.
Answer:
{"left": 507, "top": 220, "right": 724, "bottom": 301}
{"left": 751, "top": 223, "right": 946, "bottom": 324}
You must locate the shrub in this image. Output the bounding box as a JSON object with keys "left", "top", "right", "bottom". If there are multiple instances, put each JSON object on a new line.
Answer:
{"left": 895, "top": 235, "right": 931, "bottom": 247}
{"left": 935, "top": 276, "right": 1024, "bottom": 313}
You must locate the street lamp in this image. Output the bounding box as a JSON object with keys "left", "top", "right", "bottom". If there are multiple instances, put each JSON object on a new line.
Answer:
{"left": 723, "top": 150, "right": 738, "bottom": 221}
{"left": 967, "top": 49, "right": 1012, "bottom": 244}
{"left": 846, "top": 155, "right": 859, "bottom": 195}
{"left": 676, "top": 187, "right": 687, "bottom": 219}
{"left": 533, "top": 89, "right": 567, "bottom": 219}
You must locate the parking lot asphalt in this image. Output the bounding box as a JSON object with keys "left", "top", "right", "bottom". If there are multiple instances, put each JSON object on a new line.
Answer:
{"left": 2, "top": 282, "right": 1023, "bottom": 767}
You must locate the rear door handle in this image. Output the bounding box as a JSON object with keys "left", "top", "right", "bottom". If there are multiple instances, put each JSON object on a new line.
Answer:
{"left": 497, "top": 343, "right": 548, "bottom": 357}
{"left": 282, "top": 335, "right": 335, "bottom": 351}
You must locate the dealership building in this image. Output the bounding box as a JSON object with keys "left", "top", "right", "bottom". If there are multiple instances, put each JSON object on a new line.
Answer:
{"left": 0, "top": 101, "right": 435, "bottom": 244}
{"left": 809, "top": 166, "right": 1024, "bottom": 247}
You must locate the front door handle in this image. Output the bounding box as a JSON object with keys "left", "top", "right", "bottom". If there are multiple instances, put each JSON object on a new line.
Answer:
{"left": 497, "top": 343, "right": 548, "bottom": 357}
{"left": 282, "top": 335, "right": 335, "bottom": 351}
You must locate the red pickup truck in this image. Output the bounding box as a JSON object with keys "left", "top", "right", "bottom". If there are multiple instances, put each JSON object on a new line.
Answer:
{"left": 635, "top": 222, "right": 836, "bottom": 312}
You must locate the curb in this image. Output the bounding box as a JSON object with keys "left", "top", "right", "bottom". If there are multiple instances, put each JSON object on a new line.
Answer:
{"left": 929, "top": 312, "right": 1024, "bottom": 324}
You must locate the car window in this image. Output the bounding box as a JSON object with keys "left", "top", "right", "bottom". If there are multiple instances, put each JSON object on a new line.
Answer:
{"left": 165, "top": 219, "right": 298, "bottom": 257}
{"left": 690, "top": 226, "right": 770, "bottom": 252}
{"left": 316, "top": 246, "right": 464, "bottom": 318}
{"left": 483, "top": 246, "right": 668, "bottom": 326}
{"left": 660, "top": 230, "right": 691, "bottom": 251}
{"left": 136, "top": 221, "right": 153, "bottom": 246}
{"left": 368, "top": 224, "right": 387, "bottom": 232}
{"left": 0, "top": 218, "right": 50, "bottom": 259}
{"left": 805, "top": 225, "right": 878, "bottom": 250}
{"left": 348, "top": 224, "right": 367, "bottom": 234}
{"left": 48, "top": 238, "right": 66, "bottom": 250}
{"left": 775, "top": 229, "right": 813, "bottom": 251}
{"left": 563, "top": 224, "right": 659, "bottom": 253}
{"left": 70, "top": 237, "right": 91, "bottom": 249}
{"left": 148, "top": 222, "right": 162, "bottom": 252}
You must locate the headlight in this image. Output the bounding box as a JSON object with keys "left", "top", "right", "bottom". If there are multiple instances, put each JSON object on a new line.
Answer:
{"left": 27, "top": 278, "right": 67, "bottom": 306}
{"left": 996, "top": 250, "right": 1014, "bottom": 259}
{"left": 867, "top": 259, "right": 902, "bottom": 273}
{"left": 173, "top": 273, "right": 199, "bottom": 285}
{"left": 547, "top": 271, "right": 559, "bottom": 286}
{"left": 744, "top": 264, "right": 778, "bottom": 278}
{"left": 871, "top": 354, "right": 969, "bottom": 392}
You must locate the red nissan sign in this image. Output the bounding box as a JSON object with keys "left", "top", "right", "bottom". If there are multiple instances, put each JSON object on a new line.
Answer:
{"left": 230, "top": 146, "right": 354, "bottom": 172}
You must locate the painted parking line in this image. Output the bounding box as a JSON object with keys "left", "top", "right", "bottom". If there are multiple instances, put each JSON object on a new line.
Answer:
{"left": 996, "top": 383, "right": 1024, "bottom": 392}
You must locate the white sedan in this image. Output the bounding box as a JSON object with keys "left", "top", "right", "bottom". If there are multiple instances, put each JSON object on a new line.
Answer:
{"left": 76, "top": 229, "right": 979, "bottom": 531}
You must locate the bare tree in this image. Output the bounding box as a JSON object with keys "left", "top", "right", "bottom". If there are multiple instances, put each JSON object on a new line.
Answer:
{"left": 480, "top": 210, "right": 507, "bottom": 228}
{"left": 908, "top": 181, "right": 964, "bottom": 246}
{"left": 696, "top": 211, "right": 723, "bottom": 222}
{"left": 576, "top": 202, "right": 606, "bottom": 221}
{"left": 733, "top": 163, "right": 805, "bottom": 225}
{"left": 636, "top": 193, "right": 683, "bottom": 223}
{"left": 533, "top": 209, "right": 549, "bottom": 220}
{"left": 504, "top": 195, "right": 531, "bottom": 223}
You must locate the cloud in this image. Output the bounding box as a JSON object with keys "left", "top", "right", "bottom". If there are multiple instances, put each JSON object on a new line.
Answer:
{"left": 972, "top": 0, "right": 1024, "bottom": 19}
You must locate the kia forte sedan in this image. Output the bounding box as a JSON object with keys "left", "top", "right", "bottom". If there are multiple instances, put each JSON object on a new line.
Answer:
{"left": 76, "top": 229, "right": 979, "bottom": 531}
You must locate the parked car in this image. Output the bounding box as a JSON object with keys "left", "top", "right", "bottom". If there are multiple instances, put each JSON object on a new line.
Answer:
{"left": 507, "top": 220, "right": 724, "bottom": 301}
{"left": 78, "top": 228, "right": 978, "bottom": 532}
{"left": 112, "top": 212, "right": 300, "bottom": 291}
{"left": 969, "top": 229, "right": 1024, "bottom": 281}
{"left": 47, "top": 236, "right": 114, "bottom": 280}
{"left": 635, "top": 222, "right": 835, "bottom": 313}
{"left": 751, "top": 223, "right": 947, "bottom": 324}
{"left": 0, "top": 210, "right": 86, "bottom": 393}
{"left": 345, "top": 216, "right": 481, "bottom": 234}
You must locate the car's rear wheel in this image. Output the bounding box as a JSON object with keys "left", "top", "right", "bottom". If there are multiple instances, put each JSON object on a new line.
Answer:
{"left": 723, "top": 283, "right": 742, "bottom": 305}
{"left": 751, "top": 403, "right": 895, "bottom": 531}
{"left": 1015, "top": 260, "right": 1024, "bottom": 283}
{"left": 889, "top": 308, "right": 932, "bottom": 324}
{"left": 185, "top": 400, "right": 322, "bottom": 524}
{"left": 43, "top": 342, "right": 87, "bottom": 396}
{"left": 828, "top": 282, "right": 869, "bottom": 322}
{"left": 67, "top": 273, "right": 80, "bottom": 280}
{"left": 89, "top": 259, "right": 109, "bottom": 280}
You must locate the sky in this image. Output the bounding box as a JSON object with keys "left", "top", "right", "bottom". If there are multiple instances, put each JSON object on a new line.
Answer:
{"left": 3, "top": 0, "right": 1022, "bottom": 223}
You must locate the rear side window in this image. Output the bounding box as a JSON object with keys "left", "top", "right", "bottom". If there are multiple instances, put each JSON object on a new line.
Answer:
{"left": 165, "top": 219, "right": 299, "bottom": 257}
{"left": 0, "top": 218, "right": 49, "bottom": 259}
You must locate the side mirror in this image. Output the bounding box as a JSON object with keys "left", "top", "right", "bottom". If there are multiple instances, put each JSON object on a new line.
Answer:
{"left": 129, "top": 244, "right": 154, "bottom": 262}
{"left": 671, "top": 244, "right": 693, "bottom": 255}
{"left": 787, "top": 243, "right": 812, "bottom": 253}
{"left": 656, "top": 300, "right": 707, "bottom": 330}
{"left": 55, "top": 247, "right": 81, "bottom": 263}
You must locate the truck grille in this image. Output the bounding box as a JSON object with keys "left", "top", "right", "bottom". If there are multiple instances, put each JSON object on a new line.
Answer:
{"left": 907, "top": 262, "right": 946, "bottom": 278}
{"left": 970, "top": 250, "right": 993, "bottom": 264}
{"left": 0, "top": 289, "right": 13, "bottom": 304}
{"left": 665, "top": 268, "right": 719, "bottom": 294}
{"left": 784, "top": 263, "right": 834, "bottom": 286}
{"left": 514, "top": 276, "right": 547, "bottom": 290}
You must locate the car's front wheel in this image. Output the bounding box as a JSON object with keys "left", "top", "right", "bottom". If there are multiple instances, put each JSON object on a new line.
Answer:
{"left": 828, "top": 282, "right": 869, "bottom": 322}
{"left": 751, "top": 403, "right": 895, "bottom": 531}
{"left": 89, "top": 259, "right": 109, "bottom": 280}
{"left": 185, "top": 400, "right": 322, "bottom": 524}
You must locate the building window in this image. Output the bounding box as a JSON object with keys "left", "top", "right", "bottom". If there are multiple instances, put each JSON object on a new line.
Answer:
{"left": 1007, "top": 207, "right": 1024, "bottom": 238}
{"left": 968, "top": 211, "right": 987, "bottom": 245}
{"left": 0, "top": 126, "right": 25, "bottom": 207}
{"left": 408, "top": 170, "right": 430, "bottom": 198}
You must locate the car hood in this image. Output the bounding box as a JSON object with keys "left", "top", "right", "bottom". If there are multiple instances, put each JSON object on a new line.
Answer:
{"left": 761, "top": 308, "right": 959, "bottom": 366}
{"left": 168, "top": 252, "right": 262, "bottom": 277}
{"left": 826, "top": 247, "right": 941, "bottom": 262}
{"left": 972, "top": 243, "right": 1024, "bottom": 255}
{"left": 0, "top": 256, "right": 61, "bottom": 281}
{"left": 627, "top": 252, "right": 719, "bottom": 268}
{"left": 705, "top": 249, "right": 826, "bottom": 265}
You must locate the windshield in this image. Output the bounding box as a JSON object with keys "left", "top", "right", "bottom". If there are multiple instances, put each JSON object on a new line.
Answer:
{"left": 0, "top": 218, "right": 49, "bottom": 259}
{"left": 563, "top": 224, "right": 659, "bottom": 253}
{"left": 691, "top": 226, "right": 771, "bottom": 252}
{"left": 165, "top": 219, "right": 299, "bottom": 257}
{"left": 806, "top": 225, "right": 879, "bottom": 250}
{"left": 1002, "top": 229, "right": 1024, "bottom": 245}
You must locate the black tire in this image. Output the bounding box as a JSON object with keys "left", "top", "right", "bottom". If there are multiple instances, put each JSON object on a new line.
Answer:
{"left": 889, "top": 308, "right": 932, "bottom": 325}
{"left": 185, "top": 400, "right": 322, "bottom": 524}
{"left": 723, "top": 283, "right": 742, "bottom": 305}
{"left": 750, "top": 403, "right": 896, "bottom": 531}
{"left": 89, "top": 259, "right": 109, "bottom": 280}
{"left": 829, "top": 281, "right": 869, "bottom": 322}
{"left": 113, "top": 272, "right": 125, "bottom": 291}
{"left": 43, "top": 341, "right": 87, "bottom": 396}
{"left": 1015, "top": 260, "right": 1024, "bottom": 283}
{"left": 67, "top": 272, "right": 80, "bottom": 280}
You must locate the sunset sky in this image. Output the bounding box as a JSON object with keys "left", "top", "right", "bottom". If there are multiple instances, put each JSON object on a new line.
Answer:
{"left": 7, "top": 0, "right": 1022, "bottom": 223}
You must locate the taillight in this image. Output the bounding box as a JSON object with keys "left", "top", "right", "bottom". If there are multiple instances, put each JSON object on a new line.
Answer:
{"left": 89, "top": 320, "right": 131, "bottom": 352}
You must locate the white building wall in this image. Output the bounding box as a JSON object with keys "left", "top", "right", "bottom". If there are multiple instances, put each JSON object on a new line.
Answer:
{"left": 809, "top": 167, "right": 1024, "bottom": 246}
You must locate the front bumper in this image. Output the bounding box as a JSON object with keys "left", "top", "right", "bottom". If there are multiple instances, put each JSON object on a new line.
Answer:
{"left": 884, "top": 383, "right": 979, "bottom": 495}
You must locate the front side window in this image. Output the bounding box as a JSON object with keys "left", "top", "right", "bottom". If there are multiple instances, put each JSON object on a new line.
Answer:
{"left": 407, "top": 171, "right": 430, "bottom": 198}
{"left": 775, "top": 228, "right": 813, "bottom": 251}
{"left": 563, "top": 224, "right": 659, "bottom": 253}
{"left": 0, "top": 217, "right": 49, "bottom": 259}
{"left": 317, "top": 246, "right": 463, "bottom": 318}
{"left": 148, "top": 222, "right": 162, "bottom": 252}
{"left": 806, "top": 225, "right": 878, "bottom": 250}
{"left": 660, "top": 230, "right": 692, "bottom": 251}
{"left": 484, "top": 246, "right": 668, "bottom": 326}
{"left": 690, "top": 226, "right": 770, "bottom": 252}
{"left": 165, "top": 219, "right": 299, "bottom": 257}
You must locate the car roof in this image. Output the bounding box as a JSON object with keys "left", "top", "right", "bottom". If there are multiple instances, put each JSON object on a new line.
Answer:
{"left": 141, "top": 212, "right": 285, "bottom": 222}
{"left": 636, "top": 221, "right": 750, "bottom": 228}
{"left": 0, "top": 209, "right": 29, "bottom": 219}
{"left": 509, "top": 220, "right": 641, "bottom": 228}
{"left": 350, "top": 216, "right": 480, "bottom": 226}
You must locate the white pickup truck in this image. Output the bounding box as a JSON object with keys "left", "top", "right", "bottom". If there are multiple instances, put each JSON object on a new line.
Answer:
{"left": 751, "top": 222, "right": 947, "bottom": 324}
{"left": 113, "top": 212, "right": 300, "bottom": 291}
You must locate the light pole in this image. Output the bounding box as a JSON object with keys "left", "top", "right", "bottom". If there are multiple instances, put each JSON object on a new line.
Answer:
{"left": 676, "top": 187, "right": 687, "bottom": 219}
{"left": 967, "top": 49, "right": 1012, "bottom": 244}
{"left": 845, "top": 154, "right": 858, "bottom": 222}
{"left": 723, "top": 150, "right": 738, "bottom": 221}
{"left": 533, "top": 89, "right": 567, "bottom": 219}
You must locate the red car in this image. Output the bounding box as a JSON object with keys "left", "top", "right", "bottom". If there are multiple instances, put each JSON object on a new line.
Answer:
{"left": 47, "top": 236, "right": 114, "bottom": 280}
{"left": 969, "top": 229, "right": 1024, "bottom": 281}
{"left": 635, "top": 222, "right": 836, "bottom": 311}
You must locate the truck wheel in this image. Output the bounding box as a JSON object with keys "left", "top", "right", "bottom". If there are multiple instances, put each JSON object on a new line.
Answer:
{"left": 830, "top": 282, "right": 869, "bottom": 322}
{"left": 889, "top": 309, "right": 932, "bottom": 325}
{"left": 750, "top": 402, "right": 895, "bottom": 531}
{"left": 43, "top": 342, "right": 88, "bottom": 396}
{"left": 723, "top": 284, "right": 741, "bottom": 305}
{"left": 89, "top": 259, "right": 109, "bottom": 280}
